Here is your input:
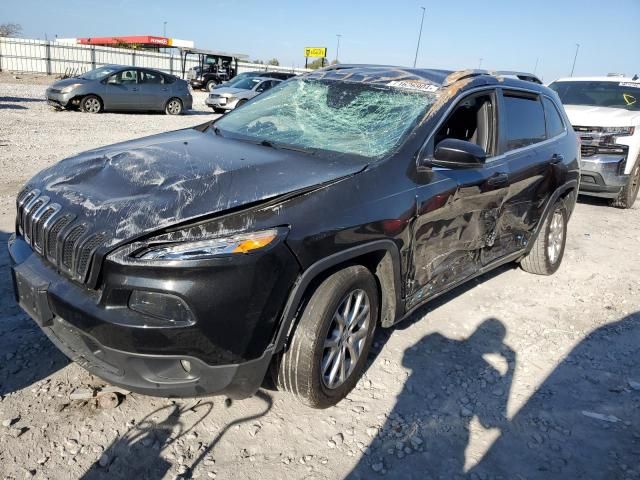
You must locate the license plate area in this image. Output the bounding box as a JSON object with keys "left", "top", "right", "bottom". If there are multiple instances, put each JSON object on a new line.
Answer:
{"left": 12, "top": 264, "right": 53, "bottom": 327}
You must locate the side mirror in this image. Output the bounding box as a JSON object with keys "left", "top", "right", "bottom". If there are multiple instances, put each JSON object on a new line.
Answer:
{"left": 429, "top": 138, "right": 487, "bottom": 169}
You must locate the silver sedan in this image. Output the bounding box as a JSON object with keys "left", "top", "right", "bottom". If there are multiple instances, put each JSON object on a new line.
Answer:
{"left": 205, "top": 77, "right": 282, "bottom": 113}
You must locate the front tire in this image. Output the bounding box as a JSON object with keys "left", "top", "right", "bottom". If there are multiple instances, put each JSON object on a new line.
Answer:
{"left": 165, "top": 98, "right": 183, "bottom": 115}
{"left": 80, "top": 95, "right": 102, "bottom": 113}
{"left": 235, "top": 99, "right": 248, "bottom": 109}
{"left": 611, "top": 158, "right": 640, "bottom": 209}
{"left": 520, "top": 199, "right": 568, "bottom": 275}
{"left": 274, "top": 265, "right": 378, "bottom": 408}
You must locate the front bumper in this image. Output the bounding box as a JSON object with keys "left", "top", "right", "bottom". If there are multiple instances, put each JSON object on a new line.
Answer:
{"left": 579, "top": 154, "right": 628, "bottom": 198}
{"left": 9, "top": 234, "right": 298, "bottom": 398}
{"left": 45, "top": 88, "right": 74, "bottom": 108}
{"left": 204, "top": 96, "right": 237, "bottom": 111}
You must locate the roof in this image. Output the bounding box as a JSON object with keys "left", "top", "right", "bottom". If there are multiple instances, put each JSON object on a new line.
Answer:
{"left": 309, "top": 64, "right": 543, "bottom": 89}
{"left": 179, "top": 47, "right": 248, "bottom": 60}
{"left": 553, "top": 76, "right": 640, "bottom": 83}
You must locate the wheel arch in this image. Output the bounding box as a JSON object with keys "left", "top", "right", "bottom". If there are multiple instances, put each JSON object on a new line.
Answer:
{"left": 273, "top": 240, "right": 403, "bottom": 353}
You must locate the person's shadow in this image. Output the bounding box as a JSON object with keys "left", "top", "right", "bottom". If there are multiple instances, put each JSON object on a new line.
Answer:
{"left": 348, "top": 318, "right": 515, "bottom": 479}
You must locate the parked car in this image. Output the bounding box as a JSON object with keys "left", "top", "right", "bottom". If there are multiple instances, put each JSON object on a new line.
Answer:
{"left": 549, "top": 76, "right": 640, "bottom": 208}
{"left": 205, "top": 77, "right": 282, "bottom": 113}
{"left": 46, "top": 65, "right": 193, "bottom": 115}
{"left": 11, "top": 66, "right": 579, "bottom": 408}
{"left": 211, "top": 70, "right": 296, "bottom": 91}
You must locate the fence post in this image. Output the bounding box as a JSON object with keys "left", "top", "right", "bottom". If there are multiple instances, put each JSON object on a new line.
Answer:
{"left": 169, "top": 55, "right": 173, "bottom": 75}
{"left": 132, "top": 51, "right": 135, "bottom": 67}
{"left": 45, "top": 40, "right": 52, "bottom": 75}
{"left": 91, "top": 46, "right": 96, "bottom": 69}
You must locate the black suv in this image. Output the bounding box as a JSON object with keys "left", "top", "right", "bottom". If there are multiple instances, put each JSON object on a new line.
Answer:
{"left": 10, "top": 66, "right": 579, "bottom": 408}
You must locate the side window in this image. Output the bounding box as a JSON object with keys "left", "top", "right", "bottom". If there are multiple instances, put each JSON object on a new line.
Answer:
{"left": 162, "top": 74, "right": 176, "bottom": 84}
{"left": 139, "top": 70, "right": 164, "bottom": 85}
{"left": 502, "top": 93, "right": 546, "bottom": 151}
{"left": 107, "top": 69, "right": 138, "bottom": 85}
{"left": 434, "top": 91, "right": 496, "bottom": 156}
{"left": 542, "top": 97, "right": 565, "bottom": 138}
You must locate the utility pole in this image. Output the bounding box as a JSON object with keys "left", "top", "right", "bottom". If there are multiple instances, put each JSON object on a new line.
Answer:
{"left": 163, "top": 21, "right": 167, "bottom": 37}
{"left": 478, "top": 58, "right": 483, "bottom": 69}
{"left": 335, "top": 34, "right": 342, "bottom": 63}
{"left": 570, "top": 43, "right": 580, "bottom": 77}
{"left": 413, "top": 6, "right": 426, "bottom": 68}
{"left": 533, "top": 57, "right": 539, "bottom": 75}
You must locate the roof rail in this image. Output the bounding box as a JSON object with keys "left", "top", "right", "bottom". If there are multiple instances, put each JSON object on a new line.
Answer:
{"left": 444, "top": 69, "right": 542, "bottom": 86}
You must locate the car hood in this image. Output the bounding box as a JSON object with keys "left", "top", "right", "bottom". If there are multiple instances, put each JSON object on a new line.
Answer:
{"left": 563, "top": 104, "right": 640, "bottom": 127}
{"left": 212, "top": 87, "right": 251, "bottom": 96}
{"left": 49, "top": 77, "right": 91, "bottom": 89}
{"left": 24, "top": 127, "right": 368, "bottom": 247}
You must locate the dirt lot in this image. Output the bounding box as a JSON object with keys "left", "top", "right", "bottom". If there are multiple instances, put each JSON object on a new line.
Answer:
{"left": 0, "top": 78, "right": 639, "bottom": 480}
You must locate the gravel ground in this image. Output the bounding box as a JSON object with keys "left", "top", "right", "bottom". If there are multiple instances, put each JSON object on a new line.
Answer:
{"left": 0, "top": 80, "right": 639, "bottom": 480}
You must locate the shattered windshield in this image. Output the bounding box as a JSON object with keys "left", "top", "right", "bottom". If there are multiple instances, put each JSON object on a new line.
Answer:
{"left": 80, "top": 65, "right": 120, "bottom": 81}
{"left": 214, "top": 78, "right": 438, "bottom": 158}
{"left": 549, "top": 80, "right": 640, "bottom": 111}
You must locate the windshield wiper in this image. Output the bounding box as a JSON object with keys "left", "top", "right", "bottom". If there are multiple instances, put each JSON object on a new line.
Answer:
{"left": 258, "top": 139, "right": 315, "bottom": 155}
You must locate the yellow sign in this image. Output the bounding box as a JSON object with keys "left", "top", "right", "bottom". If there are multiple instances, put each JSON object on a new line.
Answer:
{"left": 304, "top": 47, "right": 327, "bottom": 58}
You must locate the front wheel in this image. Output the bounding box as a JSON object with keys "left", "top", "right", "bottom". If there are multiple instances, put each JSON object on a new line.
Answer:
{"left": 165, "top": 98, "right": 183, "bottom": 115}
{"left": 611, "top": 159, "right": 640, "bottom": 209}
{"left": 520, "top": 199, "right": 568, "bottom": 275}
{"left": 274, "top": 265, "right": 378, "bottom": 408}
{"left": 235, "top": 99, "right": 248, "bottom": 109}
{"left": 80, "top": 95, "right": 102, "bottom": 113}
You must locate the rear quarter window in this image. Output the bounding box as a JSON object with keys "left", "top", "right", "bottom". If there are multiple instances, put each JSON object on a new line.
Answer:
{"left": 503, "top": 93, "right": 546, "bottom": 151}
{"left": 542, "top": 97, "right": 565, "bottom": 138}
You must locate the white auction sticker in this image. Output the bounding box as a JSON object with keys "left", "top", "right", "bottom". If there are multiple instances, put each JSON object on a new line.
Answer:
{"left": 619, "top": 82, "right": 640, "bottom": 88}
{"left": 387, "top": 80, "right": 439, "bottom": 93}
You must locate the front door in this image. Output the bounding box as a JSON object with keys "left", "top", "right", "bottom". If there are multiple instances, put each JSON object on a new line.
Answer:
{"left": 408, "top": 88, "right": 511, "bottom": 307}
{"left": 105, "top": 69, "right": 140, "bottom": 110}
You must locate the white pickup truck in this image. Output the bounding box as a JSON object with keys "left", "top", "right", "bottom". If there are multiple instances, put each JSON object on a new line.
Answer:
{"left": 549, "top": 76, "right": 640, "bottom": 208}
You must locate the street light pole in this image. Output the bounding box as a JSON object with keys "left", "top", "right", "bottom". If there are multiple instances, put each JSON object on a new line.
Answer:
{"left": 570, "top": 43, "right": 580, "bottom": 77}
{"left": 413, "top": 6, "right": 426, "bottom": 68}
{"left": 533, "top": 57, "right": 539, "bottom": 75}
{"left": 336, "top": 34, "right": 342, "bottom": 63}
{"left": 478, "top": 58, "right": 483, "bottom": 69}
{"left": 163, "top": 21, "right": 167, "bottom": 38}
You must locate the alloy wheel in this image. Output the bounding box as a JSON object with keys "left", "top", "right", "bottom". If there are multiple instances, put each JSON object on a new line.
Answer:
{"left": 84, "top": 98, "right": 100, "bottom": 113}
{"left": 167, "top": 100, "right": 181, "bottom": 115}
{"left": 547, "top": 209, "right": 564, "bottom": 264}
{"left": 321, "top": 289, "right": 371, "bottom": 389}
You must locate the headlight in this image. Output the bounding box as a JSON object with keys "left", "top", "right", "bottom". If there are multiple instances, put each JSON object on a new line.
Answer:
{"left": 602, "top": 126, "right": 635, "bottom": 136}
{"left": 60, "top": 83, "right": 82, "bottom": 94}
{"left": 137, "top": 229, "right": 278, "bottom": 261}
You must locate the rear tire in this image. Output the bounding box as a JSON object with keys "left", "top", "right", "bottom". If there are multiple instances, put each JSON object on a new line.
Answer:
{"left": 274, "top": 265, "right": 378, "bottom": 408}
{"left": 610, "top": 158, "right": 640, "bottom": 209}
{"left": 165, "top": 98, "right": 183, "bottom": 115}
{"left": 80, "top": 95, "right": 102, "bottom": 113}
{"left": 520, "top": 199, "right": 568, "bottom": 275}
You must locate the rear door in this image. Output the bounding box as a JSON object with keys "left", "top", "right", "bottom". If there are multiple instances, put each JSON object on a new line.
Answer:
{"left": 104, "top": 69, "right": 140, "bottom": 110}
{"left": 409, "top": 88, "right": 512, "bottom": 306}
{"left": 138, "top": 69, "right": 170, "bottom": 110}
{"left": 498, "top": 90, "right": 567, "bottom": 255}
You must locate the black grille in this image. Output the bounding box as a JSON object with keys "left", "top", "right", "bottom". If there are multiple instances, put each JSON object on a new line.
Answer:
{"left": 581, "top": 145, "right": 597, "bottom": 157}
{"left": 17, "top": 191, "right": 107, "bottom": 284}
{"left": 62, "top": 225, "right": 87, "bottom": 269}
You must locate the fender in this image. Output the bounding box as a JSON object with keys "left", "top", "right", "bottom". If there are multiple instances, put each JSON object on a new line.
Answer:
{"left": 525, "top": 179, "right": 578, "bottom": 255}
{"left": 273, "top": 239, "right": 403, "bottom": 352}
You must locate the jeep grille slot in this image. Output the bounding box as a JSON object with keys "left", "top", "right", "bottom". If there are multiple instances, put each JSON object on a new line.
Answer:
{"left": 76, "top": 233, "right": 106, "bottom": 280}
{"left": 33, "top": 206, "right": 56, "bottom": 250}
{"left": 47, "top": 214, "right": 73, "bottom": 259}
{"left": 62, "top": 225, "right": 87, "bottom": 269}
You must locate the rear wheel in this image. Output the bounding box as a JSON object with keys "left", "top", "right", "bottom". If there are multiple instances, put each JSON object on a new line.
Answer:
{"left": 80, "top": 95, "right": 102, "bottom": 113}
{"left": 165, "top": 98, "right": 183, "bottom": 115}
{"left": 520, "top": 199, "right": 568, "bottom": 275}
{"left": 611, "top": 159, "right": 640, "bottom": 209}
{"left": 274, "top": 265, "right": 378, "bottom": 408}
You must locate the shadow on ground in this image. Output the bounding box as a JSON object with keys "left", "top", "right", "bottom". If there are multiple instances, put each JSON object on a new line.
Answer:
{"left": 0, "top": 230, "right": 69, "bottom": 396}
{"left": 80, "top": 390, "right": 273, "bottom": 479}
{"left": 348, "top": 311, "right": 640, "bottom": 479}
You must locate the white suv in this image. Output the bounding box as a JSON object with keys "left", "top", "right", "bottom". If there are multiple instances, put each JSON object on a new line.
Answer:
{"left": 549, "top": 76, "right": 640, "bottom": 208}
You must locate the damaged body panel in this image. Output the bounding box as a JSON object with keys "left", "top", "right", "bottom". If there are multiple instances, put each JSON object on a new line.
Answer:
{"left": 10, "top": 65, "right": 579, "bottom": 402}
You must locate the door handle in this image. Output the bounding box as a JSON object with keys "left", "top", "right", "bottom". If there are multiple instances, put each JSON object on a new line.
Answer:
{"left": 551, "top": 154, "right": 564, "bottom": 164}
{"left": 132, "top": 87, "right": 139, "bottom": 92}
{"left": 487, "top": 172, "right": 509, "bottom": 187}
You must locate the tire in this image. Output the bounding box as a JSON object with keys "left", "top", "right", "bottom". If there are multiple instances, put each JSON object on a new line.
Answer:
{"left": 206, "top": 80, "right": 217, "bottom": 92}
{"left": 235, "top": 99, "right": 248, "bottom": 109}
{"left": 274, "top": 265, "right": 379, "bottom": 408}
{"left": 80, "top": 95, "right": 102, "bottom": 113}
{"left": 610, "top": 158, "right": 640, "bottom": 209}
{"left": 165, "top": 98, "right": 183, "bottom": 115}
{"left": 520, "top": 199, "right": 568, "bottom": 275}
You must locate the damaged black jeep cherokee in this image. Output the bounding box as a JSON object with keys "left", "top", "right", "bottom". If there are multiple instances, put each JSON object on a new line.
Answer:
{"left": 10, "top": 66, "right": 579, "bottom": 408}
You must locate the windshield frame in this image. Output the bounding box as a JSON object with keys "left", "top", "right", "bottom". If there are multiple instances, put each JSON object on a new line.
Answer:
{"left": 212, "top": 77, "right": 439, "bottom": 161}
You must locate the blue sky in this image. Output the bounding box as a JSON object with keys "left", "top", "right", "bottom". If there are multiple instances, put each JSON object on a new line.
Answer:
{"left": 2, "top": 0, "right": 639, "bottom": 81}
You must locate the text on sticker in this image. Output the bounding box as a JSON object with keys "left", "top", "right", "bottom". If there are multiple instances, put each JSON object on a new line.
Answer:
{"left": 387, "top": 80, "right": 439, "bottom": 93}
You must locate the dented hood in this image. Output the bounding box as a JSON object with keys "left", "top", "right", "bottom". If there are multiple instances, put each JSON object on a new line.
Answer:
{"left": 25, "top": 127, "right": 368, "bottom": 247}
